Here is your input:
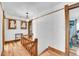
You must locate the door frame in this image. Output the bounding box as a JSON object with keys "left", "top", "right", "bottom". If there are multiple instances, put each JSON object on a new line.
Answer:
{"left": 2, "top": 10, "right": 5, "bottom": 55}
{"left": 65, "top": 3, "right": 79, "bottom": 56}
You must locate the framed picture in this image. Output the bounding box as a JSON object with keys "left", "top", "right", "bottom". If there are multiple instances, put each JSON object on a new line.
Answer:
{"left": 8, "top": 19, "right": 16, "bottom": 29}
{"left": 21, "top": 21, "right": 27, "bottom": 29}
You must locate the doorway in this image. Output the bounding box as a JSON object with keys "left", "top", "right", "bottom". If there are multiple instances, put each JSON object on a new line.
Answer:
{"left": 65, "top": 3, "right": 79, "bottom": 56}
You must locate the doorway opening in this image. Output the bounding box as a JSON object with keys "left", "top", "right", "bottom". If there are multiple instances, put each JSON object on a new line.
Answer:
{"left": 65, "top": 3, "right": 79, "bottom": 56}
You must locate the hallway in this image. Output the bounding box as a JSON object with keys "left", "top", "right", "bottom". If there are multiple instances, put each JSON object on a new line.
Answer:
{"left": 0, "top": 2, "right": 79, "bottom": 56}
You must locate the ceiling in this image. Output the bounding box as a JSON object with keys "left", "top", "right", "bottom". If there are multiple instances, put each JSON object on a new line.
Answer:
{"left": 2, "top": 2, "right": 61, "bottom": 20}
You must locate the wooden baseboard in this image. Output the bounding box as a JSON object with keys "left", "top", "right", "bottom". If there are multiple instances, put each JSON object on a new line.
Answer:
{"left": 48, "top": 46, "right": 65, "bottom": 56}
{"left": 5, "top": 39, "right": 20, "bottom": 44}
{"left": 39, "top": 48, "right": 48, "bottom": 56}
{"left": 1, "top": 50, "right": 4, "bottom": 56}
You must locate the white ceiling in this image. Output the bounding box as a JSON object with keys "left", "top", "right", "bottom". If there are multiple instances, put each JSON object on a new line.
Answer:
{"left": 2, "top": 2, "right": 61, "bottom": 20}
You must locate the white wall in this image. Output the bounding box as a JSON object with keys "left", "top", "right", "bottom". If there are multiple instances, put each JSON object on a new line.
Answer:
{"left": 0, "top": 3, "right": 3, "bottom": 55}
{"left": 5, "top": 19, "right": 28, "bottom": 41}
{"left": 33, "top": 2, "right": 76, "bottom": 54}
{"left": 33, "top": 9, "right": 65, "bottom": 54}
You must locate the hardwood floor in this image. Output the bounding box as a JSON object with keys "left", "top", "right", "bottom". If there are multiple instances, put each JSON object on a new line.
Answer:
{"left": 69, "top": 47, "right": 78, "bottom": 56}
{"left": 0, "top": 50, "right": 2, "bottom": 56}
{"left": 3, "top": 41, "right": 30, "bottom": 56}
{"left": 39, "top": 47, "right": 65, "bottom": 56}
{"left": 3, "top": 40, "right": 64, "bottom": 56}
{"left": 40, "top": 49, "right": 64, "bottom": 56}
{"left": 39, "top": 50, "right": 58, "bottom": 56}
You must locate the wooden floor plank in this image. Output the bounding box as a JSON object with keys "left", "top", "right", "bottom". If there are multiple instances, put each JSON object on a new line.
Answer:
{"left": 40, "top": 49, "right": 60, "bottom": 56}
{"left": 4, "top": 41, "right": 30, "bottom": 56}
{"left": 4, "top": 40, "right": 65, "bottom": 56}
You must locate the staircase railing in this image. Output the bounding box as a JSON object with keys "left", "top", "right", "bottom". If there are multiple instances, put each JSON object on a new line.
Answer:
{"left": 21, "top": 36, "right": 38, "bottom": 56}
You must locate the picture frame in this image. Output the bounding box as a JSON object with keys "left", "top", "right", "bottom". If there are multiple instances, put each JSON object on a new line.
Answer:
{"left": 21, "top": 21, "right": 27, "bottom": 29}
{"left": 8, "top": 19, "right": 16, "bottom": 29}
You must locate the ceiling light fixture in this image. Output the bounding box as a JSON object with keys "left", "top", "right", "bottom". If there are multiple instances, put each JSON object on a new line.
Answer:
{"left": 26, "top": 12, "right": 30, "bottom": 22}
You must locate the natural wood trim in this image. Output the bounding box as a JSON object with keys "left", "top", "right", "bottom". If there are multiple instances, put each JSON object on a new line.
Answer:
{"left": 69, "top": 3, "right": 79, "bottom": 10}
{"left": 65, "top": 3, "right": 79, "bottom": 56}
{"left": 0, "top": 3, "right": 5, "bottom": 56}
{"left": 1, "top": 10, "right": 5, "bottom": 56}
{"left": 48, "top": 46, "right": 65, "bottom": 56}
{"left": 35, "top": 38, "right": 38, "bottom": 55}
{"left": 2, "top": 11, "right": 5, "bottom": 52}
{"left": 64, "top": 5, "right": 70, "bottom": 56}
{"left": 5, "top": 39, "right": 20, "bottom": 44}
{"left": 39, "top": 48, "right": 48, "bottom": 56}
{"left": 39, "top": 46, "right": 65, "bottom": 56}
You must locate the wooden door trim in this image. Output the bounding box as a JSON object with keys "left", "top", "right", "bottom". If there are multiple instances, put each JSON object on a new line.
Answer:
{"left": 64, "top": 5, "right": 70, "bottom": 56}
{"left": 1, "top": 10, "right": 5, "bottom": 56}
{"left": 2, "top": 11, "right": 5, "bottom": 52}
{"left": 69, "top": 3, "right": 79, "bottom": 10}
{"left": 65, "top": 3, "right": 79, "bottom": 56}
